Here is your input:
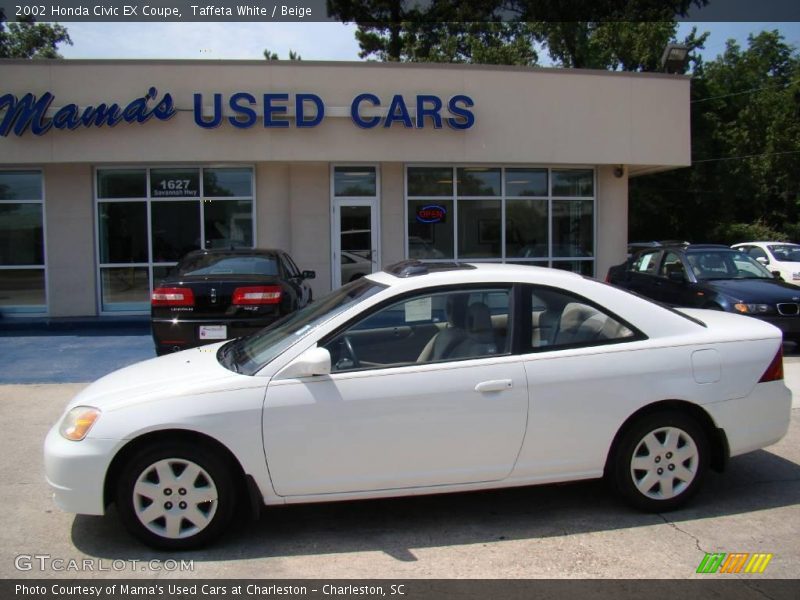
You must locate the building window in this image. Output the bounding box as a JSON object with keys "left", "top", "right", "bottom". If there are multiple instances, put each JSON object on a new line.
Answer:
{"left": 406, "top": 166, "right": 595, "bottom": 275}
{"left": 95, "top": 166, "right": 254, "bottom": 312}
{"left": 0, "top": 170, "right": 46, "bottom": 314}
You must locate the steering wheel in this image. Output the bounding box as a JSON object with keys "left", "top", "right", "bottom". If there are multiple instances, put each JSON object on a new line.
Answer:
{"left": 342, "top": 335, "right": 360, "bottom": 369}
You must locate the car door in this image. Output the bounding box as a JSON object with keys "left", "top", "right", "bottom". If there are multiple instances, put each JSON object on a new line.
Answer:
{"left": 655, "top": 250, "right": 693, "bottom": 306}
{"left": 624, "top": 249, "right": 663, "bottom": 300}
{"left": 280, "top": 253, "right": 310, "bottom": 306}
{"left": 261, "top": 286, "right": 529, "bottom": 497}
{"left": 516, "top": 285, "right": 646, "bottom": 477}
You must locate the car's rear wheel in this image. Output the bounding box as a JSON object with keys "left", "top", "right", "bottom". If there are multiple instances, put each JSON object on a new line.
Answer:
{"left": 610, "top": 412, "right": 708, "bottom": 512}
{"left": 115, "top": 442, "right": 236, "bottom": 550}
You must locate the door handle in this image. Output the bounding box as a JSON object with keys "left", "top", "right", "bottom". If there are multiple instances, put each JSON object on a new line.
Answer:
{"left": 474, "top": 379, "right": 513, "bottom": 393}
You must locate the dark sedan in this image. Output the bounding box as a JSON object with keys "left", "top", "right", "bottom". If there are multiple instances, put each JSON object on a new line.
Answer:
{"left": 151, "top": 249, "right": 315, "bottom": 355}
{"left": 607, "top": 244, "right": 800, "bottom": 342}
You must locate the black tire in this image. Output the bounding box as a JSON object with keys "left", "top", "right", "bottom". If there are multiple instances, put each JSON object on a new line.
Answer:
{"left": 115, "top": 441, "right": 237, "bottom": 550}
{"left": 609, "top": 412, "right": 709, "bottom": 512}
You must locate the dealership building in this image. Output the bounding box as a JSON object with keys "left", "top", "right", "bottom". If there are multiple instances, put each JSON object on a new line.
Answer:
{"left": 0, "top": 60, "right": 689, "bottom": 317}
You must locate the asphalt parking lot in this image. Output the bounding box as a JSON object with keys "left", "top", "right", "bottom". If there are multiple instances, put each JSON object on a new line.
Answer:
{"left": 0, "top": 325, "right": 798, "bottom": 579}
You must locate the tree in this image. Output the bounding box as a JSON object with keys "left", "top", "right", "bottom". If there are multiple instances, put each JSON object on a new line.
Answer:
{"left": 263, "top": 48, "right": 302, "bottom": 60}
{"left": 0, "top": 10, "right": 72, "bottom": 59}
{"left": 327, "top": 0, "right": 536, "bottom": 64}
{"left": 327, "top": 0, "right": 708, "bottom": 68}
{"left": 629, "top": 31, "right": 800, "bottom": 242}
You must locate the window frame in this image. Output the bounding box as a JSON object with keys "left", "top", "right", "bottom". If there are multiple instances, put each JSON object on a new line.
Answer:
{"left": 318, "top": 283, "right": 516, "bottom": 374}
{"left": 93, "top": 164, "right": 256, "bottom": 314}
{"left": 517, "top": 283, "right": 647, "bottom": 355}
{"left": 404, "top": 165, "right": 596, "bottom": 276}
{"left": 0, "top": 168, "right": 47, "bottom": 315}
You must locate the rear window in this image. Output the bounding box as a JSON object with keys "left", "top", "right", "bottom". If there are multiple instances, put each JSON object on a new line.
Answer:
{"left": 178, "top": 254, "right": 279, "bottom": 276}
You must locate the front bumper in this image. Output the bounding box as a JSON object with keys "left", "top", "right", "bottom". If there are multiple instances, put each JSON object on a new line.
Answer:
{"left": 152, "top": 317, "right": 279, "bottom": 353}
{"left": 43, "top": 424, "right": 122, "bottom": 516}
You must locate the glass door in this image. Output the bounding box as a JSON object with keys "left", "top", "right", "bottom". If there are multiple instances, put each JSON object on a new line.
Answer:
{"left": 331, "top": 165, "right": 380, "bottom": 289}
{"left": 332, "top": 200, "right": 379, "bottom": 289}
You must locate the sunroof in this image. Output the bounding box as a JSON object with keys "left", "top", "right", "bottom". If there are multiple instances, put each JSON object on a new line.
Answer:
{"left": 384, "top": 260, "right": 477, "bottom": 278}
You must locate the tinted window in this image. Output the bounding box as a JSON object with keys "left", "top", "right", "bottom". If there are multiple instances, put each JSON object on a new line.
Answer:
{"left": 178, "top": 255, "right": 279, "bottom": 276}
{"left": 686, "top": 251, "right": 772, "bottom": 280}
{"left": 659, "top": 251, "right": 686, "bottom": 279}
{"left": 632, "top": 250, "right": 661, "bottom": 274}
{"left": 769, "top": 245, "right": 800, "bottom": 262}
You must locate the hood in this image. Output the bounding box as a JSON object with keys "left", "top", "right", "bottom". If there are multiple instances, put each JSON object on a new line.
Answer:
{"left": 66, "top": 342, "right": 265, "bottom": 413}
{"left": 701, "top": 278, "right": 800, "bottom": 303}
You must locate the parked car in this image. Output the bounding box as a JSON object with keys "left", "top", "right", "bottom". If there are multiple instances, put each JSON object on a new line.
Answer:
{"left": 46, "top": 260, "right": 790, "bottom": 549}
{"left": 151, "top": 248, "right": 315, "bottom": 355}
{"left": 606, "top": 241, "right": 690, "bottom": 283}
{"left": 607, "top": 244, "right": 800, "bottom": 343}
{"left": 732, "top": 242, "right": 800, "bottom": 286}
{"left": 339, "top": 250, "right": 372, "bottom": 283}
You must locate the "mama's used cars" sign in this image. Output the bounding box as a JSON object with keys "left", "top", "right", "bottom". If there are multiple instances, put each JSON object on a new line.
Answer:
{"left": 0, "top": 87, "right": 475, "bottom": 137}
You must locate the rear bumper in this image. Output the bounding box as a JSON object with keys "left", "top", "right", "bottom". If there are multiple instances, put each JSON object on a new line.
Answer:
{"left": 152, "top": 317, "right": 278, "bottom": 352}
{"left": 705, "top": 380, "right": 792, "bottom": 458}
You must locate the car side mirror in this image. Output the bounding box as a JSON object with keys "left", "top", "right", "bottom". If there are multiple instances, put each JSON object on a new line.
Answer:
{"left": 302, "top": 270, "right": 316, "bottom": 280}
{"left": 756, "top": 257, "right": 769, "bottom": 266}
{"left": 772, "top": 271, "right": 783, "bottom": 280}
{"left": 667, "top": 270, "right": 686, "bottom": 283}
{"left": 277, "top": 346, "right": 330, "bottom": 379}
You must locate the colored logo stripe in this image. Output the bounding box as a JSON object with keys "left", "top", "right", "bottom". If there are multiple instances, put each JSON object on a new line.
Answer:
{"left": 697, "top": 553, "right": 773, "bottom": 574}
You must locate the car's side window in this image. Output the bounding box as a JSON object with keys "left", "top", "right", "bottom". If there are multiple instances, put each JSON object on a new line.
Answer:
{"left": 747, "top": 246, "right": 768, "bottom": 262}
{"left": 281, "top": 254, "right": 300, "bottom": 278}
{"left": 631, "top": 250, "right": 661, "bottom": 275}
{"left": 659, "top": 251, "right": 687, "bottom": 280}
{"left": 323, "top": 288, "right": 511, "bottom": 372}
{"left": 526, "top": 286, "right": 636, "bottom": 352}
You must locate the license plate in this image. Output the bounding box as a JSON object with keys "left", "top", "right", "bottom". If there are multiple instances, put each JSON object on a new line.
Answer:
{"left": 199, "top": 325, "right": 227, "bottom": 340}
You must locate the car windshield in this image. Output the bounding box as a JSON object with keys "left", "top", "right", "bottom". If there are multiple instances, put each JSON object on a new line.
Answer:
{"left": 768, "top": 245, "right": 800, "bottom": 262}
{"left": 178, "top": 254, "right": 279, "bottom": 276}
{"left": 218, "top": 277, "right": 386, "bottom": 375}
{"left": 686, "top": 250, "right": 774, "bottom": 280}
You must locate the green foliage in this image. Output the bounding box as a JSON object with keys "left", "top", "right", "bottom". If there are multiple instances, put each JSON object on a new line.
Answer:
{"left": 263, "top": 48, "right": 302, "bottom": 60}
{"left": 712, "top": 221, "right": 790, "bottom": 245}
{"left": 630, "top": 31, "right": 800, "bottom": 243}
{"left": 0, "top": 11, "right": 71, "bottom": 59}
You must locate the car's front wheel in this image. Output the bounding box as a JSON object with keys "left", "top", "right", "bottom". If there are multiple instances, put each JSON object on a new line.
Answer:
{"left": 115, "top": 442, "right": 237, "bottom": 550}
{"left": 610, "top": 412, "right": 709, "bottom": 512}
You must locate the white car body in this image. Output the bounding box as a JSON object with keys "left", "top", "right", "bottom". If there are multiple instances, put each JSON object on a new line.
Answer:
{"left": 733, "top": 242, "right": 800, "bottom": 286}
{"left": 44, "top": 263, "right": 791, "bottom": 547}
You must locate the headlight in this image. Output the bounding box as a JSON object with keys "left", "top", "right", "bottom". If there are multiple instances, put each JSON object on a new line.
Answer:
{"left": 59, "top": 406, "right": 101, "bottom": 441}
{"left": 733, "top": 303, "right": 771, "bottom": 314}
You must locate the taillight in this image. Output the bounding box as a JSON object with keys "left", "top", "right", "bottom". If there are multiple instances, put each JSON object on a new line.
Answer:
{"left": 232, "top": 285, "right": 282, "bottom": 305}
{"left": 151, "top": 287, "right": 195, "bottom": 307}
{"left": 759, "top": 347, "right": 784, "bottom": 383}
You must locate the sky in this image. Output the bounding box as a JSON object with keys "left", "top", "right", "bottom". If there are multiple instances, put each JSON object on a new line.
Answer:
{"left": 57, "top": 22, "right": 800, "bottom": 63}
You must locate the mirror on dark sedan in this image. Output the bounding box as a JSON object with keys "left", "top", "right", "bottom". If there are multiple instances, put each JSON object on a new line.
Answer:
{"left": 302, "top": 270, "right": 316, "bottom": 280}
{"left": 772, "top": 271, "right": 783, "bottom": 280}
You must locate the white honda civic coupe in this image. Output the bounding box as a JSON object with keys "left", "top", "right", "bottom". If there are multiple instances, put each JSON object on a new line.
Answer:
{"left": 44, "top": 262, "right": 791, "bottom": 549}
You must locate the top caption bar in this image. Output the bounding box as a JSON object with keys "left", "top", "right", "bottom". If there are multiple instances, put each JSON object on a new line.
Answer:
{"left": 2, "top": 0, "right": 800, "bottom": 23}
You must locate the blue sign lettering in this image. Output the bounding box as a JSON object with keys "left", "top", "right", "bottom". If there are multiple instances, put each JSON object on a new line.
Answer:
{"left": 1, "top": 90, "right": 474, "bottom": 136}
{"left": 0, "top": 87, "right": 175, "bottom": 137}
